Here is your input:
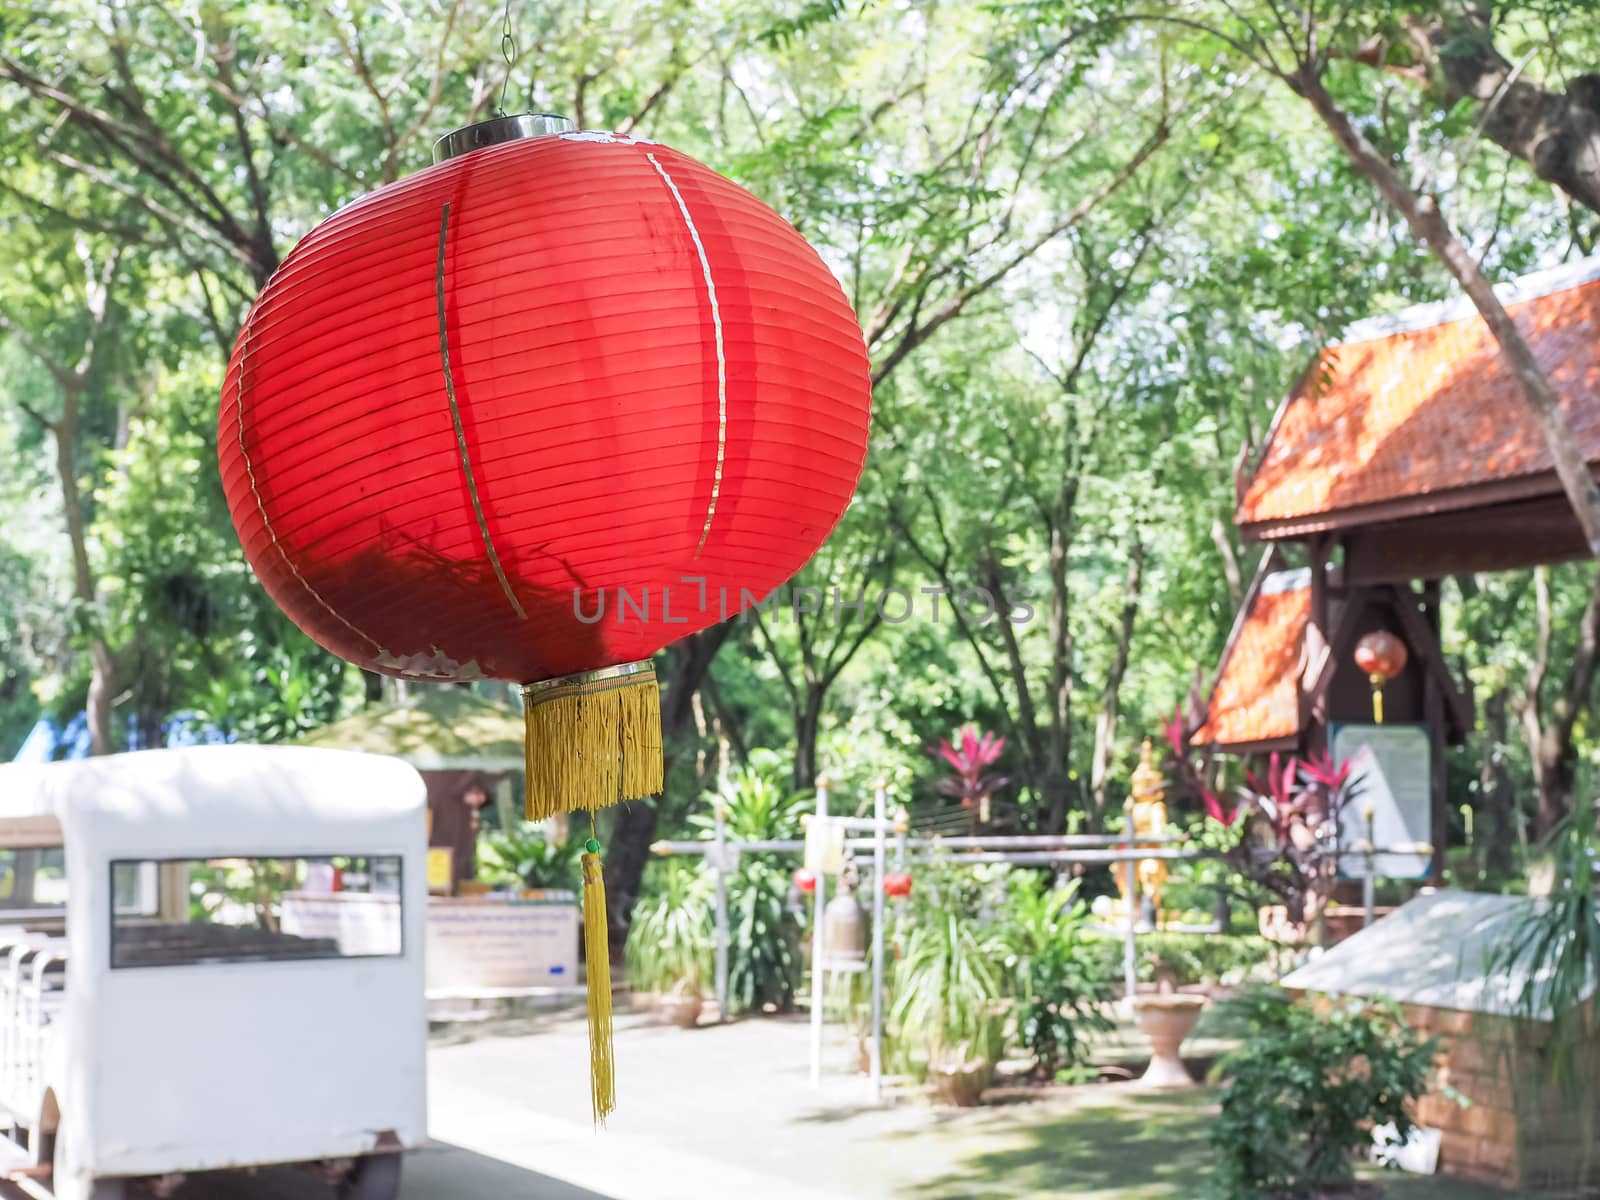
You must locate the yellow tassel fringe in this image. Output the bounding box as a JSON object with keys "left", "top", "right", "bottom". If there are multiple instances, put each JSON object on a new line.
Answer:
{"left": 523, "top": 662, "right": 664, "bottom": 820}
{"left": 581, "top": 850, "right": 616, "bottom": 1125}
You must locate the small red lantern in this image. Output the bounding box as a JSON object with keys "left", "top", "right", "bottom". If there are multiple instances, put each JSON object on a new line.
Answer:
{"left": 1353, "top": 631, "right": 1408, "bottom": 724}
{"left": 882, "top": 871, "right": 913, "bottom": 898}
{"left": 793, "top": 868, "right": 818, "bottom": 894}
{"left": 220, "top": 115, "right": 872, "bottom": 1122}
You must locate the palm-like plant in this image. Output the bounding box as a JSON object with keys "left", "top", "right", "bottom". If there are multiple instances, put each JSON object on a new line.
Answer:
{"left": 688, "top": 752, "right": 810, "bottom": 1012}
{"left": 1001, "top": 876, "right": 1115, "bottom": 1078}
{"left": 1481, "top": 787, "right": 1600, "bottom": 1194}
{"left": 477, "top": 823, "right": 582, "bottom": 893}
{"left": 624, "top": 861, "right": 713, "bottom": 996}
{"left": 890, "top": 907, "right": 1008, "bottom": 1076}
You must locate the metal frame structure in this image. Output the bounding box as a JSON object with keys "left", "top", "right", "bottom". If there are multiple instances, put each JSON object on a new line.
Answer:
{"left": 649, "top": 781, "right": 1216, "bottom": 1101}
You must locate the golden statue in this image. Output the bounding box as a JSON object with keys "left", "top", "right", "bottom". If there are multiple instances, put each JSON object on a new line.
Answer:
{"left": 1114, "top": 740, "right": 1169, "bottom": 927}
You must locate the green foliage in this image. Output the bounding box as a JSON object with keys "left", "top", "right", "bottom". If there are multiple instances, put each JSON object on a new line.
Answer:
{"left": 624, "top": 861, "right": 713, "bottom": 996}
{"left": 1085, "top": 931, "right": 1283, "bottom": 988}
{"left": 0, "top": 0, "right": 1587, "bottom": 923}
{"left": 476, "top": 824, "right": 583, "bottom": 893}
{"left": 890, "top": 906, "right": 1009, "bottom": 1076}
{"left": 1486, "top": 787, "right": 1600, "bottom": 1097}
{"left": 690, "top": 750, "right": 809, "bottom": 1012}
{"left": 1209, "top": 990, "right": 1438, "bottom": 1199}
{"left": 999, "top": 876, "right": 1115, "bottom": 1077}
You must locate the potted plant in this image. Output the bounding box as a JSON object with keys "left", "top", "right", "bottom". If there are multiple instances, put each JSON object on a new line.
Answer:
{"left": 477, "top": 822, "right": 582, "bottom": 893}
{"left": 1000, "top": 876, "right": 1114, "bottom": 1081}
{"left": 624, "top": 862, "right": 713, "bottom": 1028}
{"left": 890, "top": 909, "right": 1008, "bottom": 1105}
{"left": 688, "top": 752, "right": 809, "bottom": 1014}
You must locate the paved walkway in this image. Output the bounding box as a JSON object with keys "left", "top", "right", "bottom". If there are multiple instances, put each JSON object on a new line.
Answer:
{"left": 1, "top": 1010, "right": 1508, "bottom": 1199}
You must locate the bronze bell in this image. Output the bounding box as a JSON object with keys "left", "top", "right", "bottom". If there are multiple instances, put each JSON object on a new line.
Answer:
{"left": 824, "top": 871, "right": 868, "bottom": 963}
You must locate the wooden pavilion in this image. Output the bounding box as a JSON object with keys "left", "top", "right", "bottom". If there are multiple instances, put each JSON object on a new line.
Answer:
{"left": 297, "top": 685, "right": 526, "bottom": 891}
{"left": 1193, "top": 257, "right": 1600, "bottom": 875}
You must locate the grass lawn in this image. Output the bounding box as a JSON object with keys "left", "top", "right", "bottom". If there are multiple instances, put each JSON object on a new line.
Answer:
{"left": 905, "top": 1088, "right": 1507, "bottom": 1200}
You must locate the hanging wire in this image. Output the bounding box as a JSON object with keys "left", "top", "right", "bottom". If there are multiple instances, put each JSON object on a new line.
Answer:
{"left": 496, "top": 0, "right": 517, "bottom": 117}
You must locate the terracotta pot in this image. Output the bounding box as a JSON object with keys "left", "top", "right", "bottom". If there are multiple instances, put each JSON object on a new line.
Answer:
{"left": 928, "top": 1058, "right": 988, "bottom": 1106}
{"left": 657, "top": 990, "right": 703, "bottom": 1029}
{"left": 1132, "top": 994, "right": 1206, "bottom": 1088}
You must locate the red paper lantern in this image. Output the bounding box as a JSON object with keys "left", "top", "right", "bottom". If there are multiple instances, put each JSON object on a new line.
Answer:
{"left": 793, "top": 868, "right": 818, "bottom": 894}
{"left": 1353, "top": 631, "right": 1408, "bottom": 724}
{"left": 220, "top": 122, "right": 870, "bottom": 691}
{"left": 882, "top": 871, "right": 913, "bottom": 898}
{"left": 1353, "top": 631, "right": 1407, "bottom": 682}
{"left": 219, "top": 116, "right": 872, "bottom": 1123}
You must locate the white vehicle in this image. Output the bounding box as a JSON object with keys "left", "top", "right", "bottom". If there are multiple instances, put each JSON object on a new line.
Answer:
{"left": 0, "top": 745, "right": 427, "bottom": 1200}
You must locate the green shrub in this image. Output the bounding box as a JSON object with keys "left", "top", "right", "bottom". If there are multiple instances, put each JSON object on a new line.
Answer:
{"left": 1209, "top": 989, "right": 1437, "bottom": 1198}
{"left": 1085, "top": 930, "right": 1282, "bottom": 987}
{"left": 624, "top": 861, "right": 713, "bottom": 996}
{"left": 477, "top": 823, "right": 582, "bottom": 892}
{"left": 890, "top": 907, "right": 1009, "bottom": 1076}
{"left": 690, "top": 752, "right": 809, "bottom": 1012}
{"left": 1000, "top": 876, "right": 1115, "bottom": 1077}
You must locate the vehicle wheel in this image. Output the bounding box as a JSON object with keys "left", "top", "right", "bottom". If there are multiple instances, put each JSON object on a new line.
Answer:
{"left": 338, "top": 1152, "right": 402, "bottom": 1200}
{"left": 51, "top": 1127, "right": 126, "bottom": 1200}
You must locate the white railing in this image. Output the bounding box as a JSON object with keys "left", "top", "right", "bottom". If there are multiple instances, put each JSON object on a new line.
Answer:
{"left": 0, "top": 934, "right": 64, "bottom": 1123}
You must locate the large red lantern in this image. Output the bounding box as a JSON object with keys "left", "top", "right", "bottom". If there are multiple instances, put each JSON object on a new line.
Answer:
{"left": 219, "top": 115, "right": 872, "bottom": 1119}
{"left": 1353, "top": 631, "right": 1408, "bottom": 724}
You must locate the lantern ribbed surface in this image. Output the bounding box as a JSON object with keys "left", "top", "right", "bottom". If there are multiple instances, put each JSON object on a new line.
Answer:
{"left": 1354, "top": 631, "right": 1408, "bottom": 682}
{"left": 219, "top": 131, "right": 871, "bottom": 683}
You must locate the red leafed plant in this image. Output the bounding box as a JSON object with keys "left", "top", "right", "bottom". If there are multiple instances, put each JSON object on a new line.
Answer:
{"left": 1163, "top": 705, "right": 1364, "bottom": 931}
{"left": 933, "top": 726, "right": 1008, "bottom": 823}
{"left": 1161, "top": 707, "right": 1243, "bottom": 826}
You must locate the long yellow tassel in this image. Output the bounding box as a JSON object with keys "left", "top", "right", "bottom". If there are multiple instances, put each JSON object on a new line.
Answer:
{"left": 523, "top": 660, "right": 661, "bottom": 1125}
{"left": 581, "top": 845, "right": 616, "bottom": 1125}
{"left": 524, "top": 662, "right": 663, "bottom": 819}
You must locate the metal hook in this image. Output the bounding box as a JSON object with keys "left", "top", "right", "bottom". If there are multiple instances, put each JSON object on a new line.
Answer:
{"left": 496, "top": 0, "right": 517, "bottom": 117}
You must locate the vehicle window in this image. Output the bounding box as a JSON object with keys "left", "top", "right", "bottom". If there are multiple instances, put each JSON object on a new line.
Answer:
{"left": 109, "top": 855, "right": 403, "bottom": 968}
{"left": 0, "top": 848, "right": 67, "bottom": 909}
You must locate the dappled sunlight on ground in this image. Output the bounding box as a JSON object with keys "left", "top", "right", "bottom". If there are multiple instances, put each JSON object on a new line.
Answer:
{"left": 422, "top": 1008, "right": 1509, "bottom": 1200}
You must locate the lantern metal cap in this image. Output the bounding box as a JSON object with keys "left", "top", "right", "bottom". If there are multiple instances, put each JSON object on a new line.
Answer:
{"left": 433, "top": 113, "right": 575, "bottom": 163}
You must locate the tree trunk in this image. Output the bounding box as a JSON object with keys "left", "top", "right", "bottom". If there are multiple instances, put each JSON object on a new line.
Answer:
{"left": 1210, "top": 515, "right": 1242, "bottom": 608}
{"left": 1045, "top": 518, "right": 1073, "bottom": 833}
{"left": 1037, "top": 773, "right": 1072, "bottom": 837}
{"left": 603, "top": 624, "right": 734, "bottom": 925}
{"left": 1410, "top": 5, "right": 1600, "bottom": 217}
{"left": 51, "top": 382, "right": 118, "bottom": 755}
{"left": 793, "top": 686, "right": 824, "bottom": 792}
{"left": 1089, "top": 538, "right": 1147, "bottom": 826}
{"left": 1295, "top": 67, "right": 1600, "bottom": 556}
{"left": 1519, "top": 566, "right": 1600, "bottom": 836}
{"left": 1479, "top": 690, "right": 1516, "bottom": 878}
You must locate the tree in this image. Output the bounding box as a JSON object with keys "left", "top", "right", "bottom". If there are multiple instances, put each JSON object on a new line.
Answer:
{"left": 1353, "top": 3, "right": 1600, "bottom": 219}
{"left": 0, "top": 230, "right": 127, "bottom": 753}
{"left": 1103, "top": 0, "right": 1600, "bottom": 553}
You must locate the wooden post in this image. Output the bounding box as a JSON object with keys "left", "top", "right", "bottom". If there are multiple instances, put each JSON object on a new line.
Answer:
{"left": 1422, "top": 581, "right": 1448, "bottom": 883}
{"left": 1305, "top": 534, "right": 1331, "bottom": 757}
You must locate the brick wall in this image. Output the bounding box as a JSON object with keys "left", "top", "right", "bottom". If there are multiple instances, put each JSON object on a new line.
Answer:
{"left": 1402, "top": 1002, "right": 1599, "bottom": 1193}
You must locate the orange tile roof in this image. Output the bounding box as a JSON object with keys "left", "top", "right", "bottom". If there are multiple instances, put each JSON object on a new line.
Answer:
{"left": 1238, "top": 262, "right": 1600, "bottom": 530}
{"left": 1194, "top": 569, "right": 1309, "bottom": 749}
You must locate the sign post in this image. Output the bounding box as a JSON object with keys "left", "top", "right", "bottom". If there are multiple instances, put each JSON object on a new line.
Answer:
{"left": 1330, "top": 723, "right": 1432, "bottom": 882}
